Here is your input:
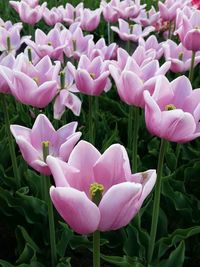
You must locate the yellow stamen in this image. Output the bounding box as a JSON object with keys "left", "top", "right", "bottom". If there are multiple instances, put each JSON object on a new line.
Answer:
{"left": 165, "top": 104, "right": 176, "bottom": 111}
{"left": 89, "top": 182, "right": 104, "bottom": 205}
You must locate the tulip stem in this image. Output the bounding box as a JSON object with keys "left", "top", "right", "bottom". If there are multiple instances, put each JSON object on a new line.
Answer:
{"left": 132, "top": 107, "right": 140, "bottom": 173}
{"left": 107, "top": 22, "right": 111, "bottom": 45}
{"left": 93, "top": 230, "right": 100, "bottom": 267}
{"left": 2, "top": 95, "right": 20, "bottom": 188}
{"left": 147, "top": 138, "right": 168, "bottom": 264}
{"left": 189, "top": 51, "right": 196, "bottom": 83}
{"left": 128, "top": 106, "right": 133, "bottom": 150}
{"left": 42, "top": 143, "right": 57, "bottom": 267}
{"left": 88, "top": 95, "right": 94, "bottom": 143}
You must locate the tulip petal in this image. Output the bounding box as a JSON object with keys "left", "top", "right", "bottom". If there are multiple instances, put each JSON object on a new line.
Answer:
{"left": 50, "top": 186, "right": 100, "bottom": 234}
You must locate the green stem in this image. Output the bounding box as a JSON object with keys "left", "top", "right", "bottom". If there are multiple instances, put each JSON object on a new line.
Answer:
{"left": 107, "top": 22, "right": 111, "bottom": 45}
{"left": 147, "top": 138, "right": 168, "bottom": 264}
{"left": 2, "top": 95, "right": 20, "bottom": 188}
{"left": 88, "top": 95, "right": 94, "bottom": 143}
{"left": 189, "top": 51, "right": 196, "bottom": 83}
{"left": 174, "top": 143, "right": 181, "bottom": 170}
{"left": 168, "top": 21, "right": 172, "bottom": 39}
{"left": 42, "top": 142, "right": 57, "bottom": 267}
{"left": 132, "top": 107, "right": 140, "bottom": 173}
{"left": 93, "top": 231, "right": 100, "bottom": 267}
{"left": 45, "top": 176, "right": 57, "bottom": 267}
{"left": 127, "top": 106, "right": 133, "bottom": 150}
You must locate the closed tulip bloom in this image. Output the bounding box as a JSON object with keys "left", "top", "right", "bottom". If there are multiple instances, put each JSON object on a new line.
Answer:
{"left": 47, "top": 140, "right": 156, "bottom": 234}
{"left": 144, "top": 75, "right": 200, "bottom": 143}
{"left": 163, "top": 39, "right": 200, "bottom": 72}
{"left": 68, "top": 55, "right": 110, "bottom": 96}
{"left": 10, "top": 114, "right": 82, "bottom": 175}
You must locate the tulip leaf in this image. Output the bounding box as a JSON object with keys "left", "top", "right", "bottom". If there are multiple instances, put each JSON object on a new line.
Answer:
{"left": 100, "top": 254, "right": 145, "bottom": 267}
{"left": 57, "top": 222, "right": 74, "bottom": 257}
{"left": 157, "top": 241, "right": 185, "bottom": 267}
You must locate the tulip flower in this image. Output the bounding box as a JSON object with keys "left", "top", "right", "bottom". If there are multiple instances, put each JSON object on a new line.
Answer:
{"left": 0, "top": 54, "right": 16, "bottom": 93}
{"left": 109, "top": 50, "right": 170, "bottom": 107}
{"left": 158, "top": 0, "right": 182, "bottom": 22}
{"left": 101, "top": 0, "right": 119, "bottom": 23}
{"left": 138, "top": 35, "right": 164, "bottom": 60}
{"left": 111, "top": 19, "right": 155, "bottom": 42}
{"left": 133, "top": 6, "right": 160, "bottom": 28}
{"left": 47, "top": 140, "right": 156, "bottom": 234}
{"left": 176, "top": 10, "right": 200, "bottom": 51}
{"left": 54, "top": 67, "right": 82, "bottom": 119}
{"left": 68, "top": 55, "right": 110, "bottom": 96}
{"left": 59, "top": 3, "right": 83, "bottom": 25}
{"left": 43, "top": 7, "right": 63, "bottom": 26}
{"left": 10, "top": 1, "right": 47, "bottom": 25}
{"left": 10, "top": 114, "right": 82, "bottom": 175}
{"left": 79, "top": 8, "right": 101, "bottom": 32}
{"left": 163, "top": 39, "right": 200, "bottom": 72}
{"left": 0, "top": 55, "right": 60, "bottom": 108}
{"left": 25, "top": 28, "right": 67, "bottom": 60}
{"left": 144, "top": 75, "right": 200, "bottom": 143}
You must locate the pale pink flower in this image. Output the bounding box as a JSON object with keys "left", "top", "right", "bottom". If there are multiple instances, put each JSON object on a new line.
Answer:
{"left": 144, "top": 75, "right": 200, "bottom": 142}
{"left": 10, "top": 114, "right": 82, "bottom": 175}
{"left": 47, "top": 140, "right": 156, "bottom": 234}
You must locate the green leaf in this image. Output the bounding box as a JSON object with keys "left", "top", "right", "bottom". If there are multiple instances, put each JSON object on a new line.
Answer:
{"left": 101, "top": 255, "right": 145, "bottom": 267}
{"left": 157, "top": 241, "right": 185, "bottom": 267}
{"left": 57, "top": 222, "right": 74, "bottom": 257}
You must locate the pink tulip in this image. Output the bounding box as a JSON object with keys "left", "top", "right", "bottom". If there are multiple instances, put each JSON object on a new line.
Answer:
{"left": 10, "top": 1, "right": 47, "bottom": 25}
{"left": 10, "top": 114, "right": 82, "bottom": 175}
{"left": 47, "top": 140, "right": 156, "bottom": 234}
{"left": 0, "top": 54, "right": 15, "bottom": 93}
{"left": 87, "top": 38, "right": 118, "bottom": 60}
{"left": 25, "top": 28, "right": 67, "bottom": 60}
{"left": 111, "top": 19, "right": 155, "bottom": 42}
{"left": 163, "top": 39, "right": 200, "bottom": 72}
{"left": 43, "top": 7, "right": 63, "bottom": 26}
{"left": 59, "top": 3, "right": 83, "bottom": 25}
{"left": 109, "top": 50, "right": 170, "bottom": 107}
{"left": 144, "top": 75, "right": 200, "bottom": 143}
{"left": 0, "top": 55, "right": 60, "bottom": 108}
{"left": 176, "top": 10, "right": 200, "bottom": 51}
{"left": 79, "top": 8, "right": 101, "bottom": 32}
{"left": 138, "top": 35, "right": 164, "bottom": 60}
{"left": 68, "top": 55, "right": 110, "bottom": 96}
{"left": 101, "top": 0, "right": 119, "bottom": 23}
{"left": 133, "top": 6, "right": 160, "bottom": 27}
{"left": 158, "top": 0, "right": 182, "bottom": 22}
{"left": 54, "top": 66, "right": 82, "bottom": 119}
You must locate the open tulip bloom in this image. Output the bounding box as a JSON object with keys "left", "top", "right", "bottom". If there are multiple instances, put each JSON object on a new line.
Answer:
{"left": 10, "top": 114, "right": 82, "bottom": 175}
{"left": 47, "top": 140, "right": 156, "bottom": 234}
{"left": 144, "top": 75, "right": 200, "bottom": 143}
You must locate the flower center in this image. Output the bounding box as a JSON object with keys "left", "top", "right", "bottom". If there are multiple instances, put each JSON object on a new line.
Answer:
{"left": 89, "top": 182, "right": 104, "bottom": 205}
{"left": 47, "top": 42, "right": 52, "bottom": 46}
{"left": 33, "top": 77, "right": 39, "bottom": 85}
{"left": 42, "top": 141, "right": 50, "bottom": 162}
{"left": 165, "top": 104, "right": 176, "bottom": 111}
{"left": 90, "top": 73, "right": 96, "bottom": 79}
{"left": 178, "top": 52, "right": 183, "bottom": 60}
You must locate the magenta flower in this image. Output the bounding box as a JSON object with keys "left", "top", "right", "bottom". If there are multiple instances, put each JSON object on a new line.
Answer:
{"left": 0, "top": 55, "right": 60, "bottom": 108}
{"left": 25, "top": 28, "right": 67, "bottom": 60}
{"left": 47, "top": 140, "right": 156, "bottom": 234}
{"left": 10, "top": 1, "right": 46, "bottom": 25}
{"left": 144, "top": 75, "right": 200, "bottom": 143}
{"left": 163, "top": 39, "right": 200, "bottom": 72}
{"left": 176, "top": 10, "right": 200, "bottom": 51}
{"left": 111, "top": 19, "right": 155, "bottom": 42}
{"left": 68, "top": 55, "right": 110, "bottom": 96}
{"left": 10, "top": 114, "right": 82, "bottom": 175}
{"left": 109, "top": 51, "right": 170, "bottom": 107}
